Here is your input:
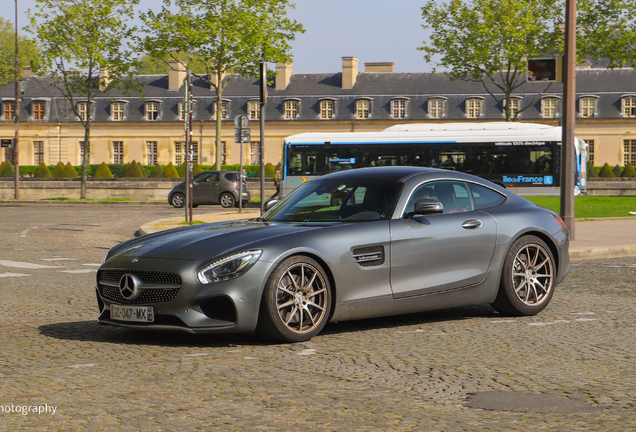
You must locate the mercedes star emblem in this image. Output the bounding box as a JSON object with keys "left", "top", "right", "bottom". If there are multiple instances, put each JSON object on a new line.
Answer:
{"left": 119, "top": 273, "right": 141, "bottom": 301}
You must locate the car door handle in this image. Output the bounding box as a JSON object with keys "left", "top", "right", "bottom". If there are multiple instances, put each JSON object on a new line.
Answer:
{"left": 462, "top": 219, "right": 482, "bottom": 229}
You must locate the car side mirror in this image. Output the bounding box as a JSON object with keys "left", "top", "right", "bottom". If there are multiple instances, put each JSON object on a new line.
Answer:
{"left": 263, "top": 199, "right": 278, "bottom": 212}
{"left": 405, "top": 199, "right": 444, "bottom": 219}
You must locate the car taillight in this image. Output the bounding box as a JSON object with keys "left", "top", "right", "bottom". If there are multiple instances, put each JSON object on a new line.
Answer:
{"left": 552, "top": 213, "right": 567, "bottom": 230}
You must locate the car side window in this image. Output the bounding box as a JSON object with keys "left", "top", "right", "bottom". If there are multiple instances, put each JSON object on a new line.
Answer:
{"left": 469, "top": 183, "right": 505, "bottom": 209}
{"left": 404, "top": 181, "right": 474, "bottom": 216}
{"left": 194, "top": 173, "right": 210, "bottom": 183}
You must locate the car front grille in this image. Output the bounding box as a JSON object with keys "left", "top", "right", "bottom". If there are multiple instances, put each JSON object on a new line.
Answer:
{"left": 97, "top": 269, "right": 182, "bottom": 304}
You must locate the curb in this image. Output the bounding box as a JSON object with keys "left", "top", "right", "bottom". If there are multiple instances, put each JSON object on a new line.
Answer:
{"left": 0, "top": 200, "right": 169, "bottom": 206}
{"left": 569, "top": 245, "right": 636, "bottom": 261}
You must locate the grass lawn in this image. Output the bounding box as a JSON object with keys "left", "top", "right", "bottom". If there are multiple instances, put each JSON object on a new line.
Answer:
{"left": 524, "top": 196, "right": 636, "bottom": 219}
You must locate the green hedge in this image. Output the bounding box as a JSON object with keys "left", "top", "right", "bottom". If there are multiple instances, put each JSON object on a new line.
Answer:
{"left": 16, "top": 163, "right": 277, "bottom": 178}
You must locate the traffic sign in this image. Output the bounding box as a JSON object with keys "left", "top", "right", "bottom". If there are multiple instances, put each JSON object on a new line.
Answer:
{"left": 234, "top": 115, "right": 249, "bottom": 129}
{"left": 234, "top": 128, "right": 251, "bottom": 143}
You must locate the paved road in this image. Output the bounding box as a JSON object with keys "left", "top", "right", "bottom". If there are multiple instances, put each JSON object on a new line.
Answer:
{"left": 1, "top": 204, "right": 635, "bottom": 431}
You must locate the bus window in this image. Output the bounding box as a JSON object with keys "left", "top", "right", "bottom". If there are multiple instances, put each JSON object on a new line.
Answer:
{"left": 288, "top": 146, "right": 324, "bottom": 175}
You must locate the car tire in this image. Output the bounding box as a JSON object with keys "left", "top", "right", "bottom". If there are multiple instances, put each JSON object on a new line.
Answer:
{"left": 258, "top": 256, "right": 332, "bottom": 343}
{"left": 219, "top": 193, "right": 235, "bottom": 208}
{"left": 492, "top": 235, "right": 556, "bottom": 316}
{"left": 170, "top": 193, "right": 185, "bottom": 208}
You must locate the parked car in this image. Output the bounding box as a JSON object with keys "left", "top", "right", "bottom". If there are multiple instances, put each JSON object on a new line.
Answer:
{"left": 168, "top": 171, "right": 250, "bottom": 208}
{"left": 97, "top": 166, "right": 569, "bottom": 342}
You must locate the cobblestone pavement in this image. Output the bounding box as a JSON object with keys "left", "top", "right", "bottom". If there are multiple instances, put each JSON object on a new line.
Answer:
{"left": 1, "top": 204, "right": 635, "bottom": 431}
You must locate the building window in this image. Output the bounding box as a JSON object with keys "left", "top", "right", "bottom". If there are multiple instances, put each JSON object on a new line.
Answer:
{"left": 113, "top": 141, "right": 123, "bottom": 164}
{"left": 542, "top": 98, "right": 558, "bottom": 118}
{"left": 356, "top": 99, "right": 370, "bottom": 119}
{"left": 32, "top": 101, "right": 45, "bottom": 120}
{"left": 319, "top": 100, "right": 334, "bottom": 119}
{"left": 220, "top": 141, "right": 227, "bottom": 165}
{"left": 585, "top": 139, "right": 594, "bottom": 165}
{"left": 284, "top": 100, "right": 299, "bottom": 119}
{"left": 624, "top": 139, "right": 636, "bottom": 166}
{"left": 623, "top": 96, "right": 636, "bottom": 118}
{"left": 391, "top": 99, "right": 407, "bottom": 118}
{"left": 145, "top": 102, "right": 159, "bottom": 120}
{"left": 428, "top": 98, "right": 445, "bottom": 119}
{"left": 111, "top": 102, "right": 125, "bottom": 121}
{"left": 174, "top": 141, "right": 199, "bottom": 165}
{"left": 3, "top": 101, "right": 15, "bottom": 121}
{"left": 248, "top": 101, "right": 260, "bottom": 120}
{"left": 34, "top": 141, "right": 44, "bottom": 165}
{"left": 213, "top": 101, "right": 228, "bottom": 120}
{"left": 77, "top": 102, "right": 88, "bottom": 121}
{"left": 79, "top": 141, "right": 90, "bottom": 162}
{"left": 178, "top": 102, "right": 186, "bottom": 121}
{"left": 505, "top": 98, "right": 520, "bottom": 118}
{"left": 250, "top": 141, "right": 260, "bottom": 165}
{"left": 466, "top": 98, "right": 483, "bottom": 118}
{"left": 580, "top": 97, "right": 596, "bottom": 118}
{"left": 146, "top": 141, "right": 157, "bottom": 166}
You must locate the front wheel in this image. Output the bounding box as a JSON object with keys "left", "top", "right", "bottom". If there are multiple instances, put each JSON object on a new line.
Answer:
{"left": 258, "top": 256, "right": 332, "bottom": 342}
{"left": 219, "top": 192, "right": 235, "bottom": 208}
{"left": 492, "top": 235, "right": 556, "bottom": 316}
{"left": 170, "top": 193, "right": 185, "bottom": 208}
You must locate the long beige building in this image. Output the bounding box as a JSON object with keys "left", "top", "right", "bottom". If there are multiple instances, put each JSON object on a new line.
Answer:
{"left": 1, "top": 58, "right": 636, "bottom": 169}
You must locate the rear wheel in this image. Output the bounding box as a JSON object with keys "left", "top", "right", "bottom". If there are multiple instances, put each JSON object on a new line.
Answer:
{"left": 492, "top": 235, "right": 556, "bottom": 316}
{"left": 170, "top": 193, "right": 185, "bottom": 208}
{"left": 219, "top": 192, "right": 235, "bottom": 208}
{"left": 258, "top": 256, "right": 332, "bottom": 342}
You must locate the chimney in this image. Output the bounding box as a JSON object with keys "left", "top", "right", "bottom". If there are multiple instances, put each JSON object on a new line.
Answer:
{"left": 98, "top": 67, "right": 111, "bottom": 90}
{"left": 208, "top": 58, "right": 226, "bottom": 89}
{"left": 168, "top": 59, "right": 187, "bottom": 91}
{"left": 22, "top": 66, "right": 36, "bottom": 77}
{"left": 342, "top": 57, "right": 359, "bottom": 89}
{"left": 276, "top": 62, "right": 292, "bottom": 90}
{"left": 365, "top": 62, "right": 395, "bottom": 72}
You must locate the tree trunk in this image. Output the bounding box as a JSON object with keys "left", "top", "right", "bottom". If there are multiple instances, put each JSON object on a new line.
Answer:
{"left": 80, "top": 122, "right": 90, "bottom": 199}
{"left": 214, "top": 71, "right": 223, "bottom": 170}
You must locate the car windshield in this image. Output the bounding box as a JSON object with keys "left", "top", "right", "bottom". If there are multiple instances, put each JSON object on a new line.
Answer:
{"left": 264, "top": 178, "right": 402, "bottom": 223}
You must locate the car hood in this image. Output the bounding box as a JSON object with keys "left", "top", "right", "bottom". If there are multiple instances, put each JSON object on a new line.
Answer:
{"left": 105, "top": 219, "right": 321, "bottom": 263}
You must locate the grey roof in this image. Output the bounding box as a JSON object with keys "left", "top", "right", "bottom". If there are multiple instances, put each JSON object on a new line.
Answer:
{"left": 1, "top": 67, "right": 636, "bottom": 124}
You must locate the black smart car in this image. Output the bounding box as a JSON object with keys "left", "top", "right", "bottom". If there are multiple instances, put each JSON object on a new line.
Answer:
{"left": 168, "top": 171, "right": 250, "bottom": 208}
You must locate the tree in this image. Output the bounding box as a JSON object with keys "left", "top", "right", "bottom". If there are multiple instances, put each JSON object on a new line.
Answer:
{"left": 420, "top": 0, "right": 564, "bottom": 121}
{"left": 578, "top": 0, "right": 636, "bottom": 68}
{"left": 135, "top": 54, "right": 208, "bottom": 75}
{"left": 0, "top": 18, "right": 40, "bottom": 87}
{"left": 142, "top": 0, "right": 304, "bottom": 170}
{"left": 28, "top": 0, "right": 141, "bottom": 198}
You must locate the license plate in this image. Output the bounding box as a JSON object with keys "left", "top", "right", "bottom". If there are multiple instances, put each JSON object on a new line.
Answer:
{"left": 110, "top": 304, "right": 154, "bottom": 322}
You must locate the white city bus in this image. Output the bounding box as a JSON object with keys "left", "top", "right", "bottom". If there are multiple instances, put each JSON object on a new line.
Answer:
{"left": 281, "top": 122, "right": 587, "bottom": 197}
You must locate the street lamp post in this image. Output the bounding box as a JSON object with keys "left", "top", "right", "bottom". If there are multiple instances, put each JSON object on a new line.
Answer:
{"left": 560, "top": 0, "right": 577, "bottom": 239}
{"left": 14, "top": 0, "right": 20, "bottom": 200}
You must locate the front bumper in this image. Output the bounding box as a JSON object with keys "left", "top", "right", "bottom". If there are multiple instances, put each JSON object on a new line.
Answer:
{"left": 96, "top": 258, "right": 272, "bottom": 334}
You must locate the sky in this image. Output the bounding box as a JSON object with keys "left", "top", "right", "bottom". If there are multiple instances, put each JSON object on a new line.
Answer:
{"left": 2, "top": 0, "right": 434, "bottom": 73}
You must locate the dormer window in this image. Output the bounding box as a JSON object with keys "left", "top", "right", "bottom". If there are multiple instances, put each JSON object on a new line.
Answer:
{"left": 32, "top": 101, "right": 45, "bottom": 120}
{"left": 466, "top": 97, "right": 484, "bottom": 119}
{"left": 248, "top": 100, "right": 260, "bottom": 120}
{"left": 3, "top": 101, "right": 15, "bottom": 121}
{"left": 319, "top": 99, "right": 335, "bottom": 119}
{"left": 579, "top": 96, "right": 598, "bottom": 118}
{"left": 77, "top": 102, "right": 88, "bottom": 121}
{"left": 391, "top": 98, "right": 408, "bottom": 119}
{"left": 144, "top": 101, "right": 160, "bottom": 120}
{"left": 283, "top": 100, "right": 300, "bottom": 119}
{"left": 622, "top": 95, "right": 636, "bottom": 118}
{"left": 355, "top": 99, "right": 371, "bottom": 119}
{"left": 213, "top": 100, "right": 228, "bottom": 120}
{"left": 428, "top": 98, "right": 446, "bottom": 119}
{"left": 541, "top": 97, "right": 558, "bottom": 118}
{"left": 111, "top": 101, "right": 126, "bottom": 121}
{"left": 503, "top": 97, "right": 522, "bottom": 118}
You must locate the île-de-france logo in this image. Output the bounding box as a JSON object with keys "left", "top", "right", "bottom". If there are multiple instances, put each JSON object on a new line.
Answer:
{"left": 543, "top": 176, "right": 554, "bottom": 185}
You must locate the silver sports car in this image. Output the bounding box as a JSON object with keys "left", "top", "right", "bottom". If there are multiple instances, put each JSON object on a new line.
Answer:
{"left": 96, "top": 167, "right": 569, "bottom": 342}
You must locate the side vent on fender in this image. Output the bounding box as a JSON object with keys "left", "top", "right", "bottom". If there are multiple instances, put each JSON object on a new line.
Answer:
{"left": 352, "top": 245, "right": 385, "bottom": 267}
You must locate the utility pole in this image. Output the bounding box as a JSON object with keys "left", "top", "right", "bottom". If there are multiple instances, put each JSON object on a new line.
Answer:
{"left": 14, "top": 0, "right": 20, "bottom": 199}
{"left": 560, "top": 0, "right": 577, "bottom": 239}
{"left": 184, "top": 69, "right": 193, "bottom": 224}
{"left": 259, "top": 61, "right": 267, "bottom": 214}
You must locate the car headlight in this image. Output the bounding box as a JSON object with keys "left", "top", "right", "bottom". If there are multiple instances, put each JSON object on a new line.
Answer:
{"left": 197, "top": 250, "right": 263, "bottom": 284}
